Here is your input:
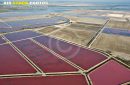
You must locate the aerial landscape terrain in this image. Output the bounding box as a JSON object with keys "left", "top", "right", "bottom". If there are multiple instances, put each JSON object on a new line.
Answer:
{"left": 0, "top": 0, "right": 130, "bottom": 85}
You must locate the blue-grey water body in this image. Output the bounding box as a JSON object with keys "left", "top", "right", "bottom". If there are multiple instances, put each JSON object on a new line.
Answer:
{"left": 103, "top": 28, "right": 130, "bottom": 37}
{"left": 0, "top": 16, "right": 69, "bottom": 33}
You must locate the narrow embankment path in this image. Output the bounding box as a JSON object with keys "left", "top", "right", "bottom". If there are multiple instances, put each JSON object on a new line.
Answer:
{"left": 87, "top": 19, "right": 110, "bottom": 48}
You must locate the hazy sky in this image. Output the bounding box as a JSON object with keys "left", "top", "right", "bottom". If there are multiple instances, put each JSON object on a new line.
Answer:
{"left": 49, "top": 0, "right": 130, "bottom": 2}
{"left": 1, "top": 0, "right": 130, "bottom": 3}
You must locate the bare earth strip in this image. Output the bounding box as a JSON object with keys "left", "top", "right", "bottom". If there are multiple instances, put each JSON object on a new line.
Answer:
{"left": 64, "top": 15, "right": 106, "bottom": 25}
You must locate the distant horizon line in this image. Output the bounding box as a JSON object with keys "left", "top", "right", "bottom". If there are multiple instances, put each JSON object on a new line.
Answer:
{"left": 0, "top": 1, "right": 130, "bottom": 4}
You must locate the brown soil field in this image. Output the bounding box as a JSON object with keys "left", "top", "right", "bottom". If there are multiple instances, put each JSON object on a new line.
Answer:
{"left": 50, "top": 28, "right": 97, "bottom": 46}
{"left": 106, "top": 20, "right": 130, "bottom": 30}
{"left": 38, "top": 26, "right": 59, "bottom": 34}
{"left": 48, "top": 22, "right": 103, "bottom": 46}
{"left": 68, "top": 22, "right": 102, "bottom": 31}
{"left": 92, "top": 33, "right": 130, "bottom": 59}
